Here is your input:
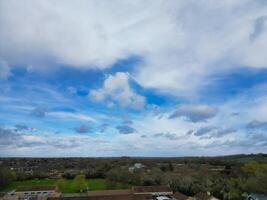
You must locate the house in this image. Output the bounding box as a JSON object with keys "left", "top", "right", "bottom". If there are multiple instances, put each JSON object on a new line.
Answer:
{"left": 87, "top": 186, "right": 174, "bottom": 199}
{"left": 132, "top": 186, "right": 173, "bottom": 196}
{"left": 87, "top": 189, "right": 133, "bottom": 199}
{"left": 134, "top": 163, "right": 144, "bottom": 169}
{"left": 47, "top": 186, "right": 190, "bottom": 200}
{"left": 129, "top": 163, "right": 145, "bottom": 172}
{"left": 4, "top": 186, "right": 60, "bottom": 200}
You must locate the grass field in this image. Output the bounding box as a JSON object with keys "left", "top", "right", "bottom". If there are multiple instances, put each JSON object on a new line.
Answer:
{"left": 2, "top": 179, "right": 130, "bottom": 193}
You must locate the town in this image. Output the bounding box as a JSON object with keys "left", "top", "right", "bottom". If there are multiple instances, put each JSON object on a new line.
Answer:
{"left": 0, "top": 155, "right": 267, "bottom": 200}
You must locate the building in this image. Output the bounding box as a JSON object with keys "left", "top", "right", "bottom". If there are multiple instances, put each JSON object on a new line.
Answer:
{"left": 87, "top": 189, "right": 133, "bottom": 199}
{"left": 132, "top": 186, "right": 173, "bottom": 196}
{"left": 134, "top": 163, "right": 144, "bottom": 169}
{"left": 129, "top": 163, "right": 145, "bottom": 172}
{"left": 3, "top": 186, "right": 60, "bottom": 200}
{"left": 47, "top": 185, "right": 191, "bottom": 200}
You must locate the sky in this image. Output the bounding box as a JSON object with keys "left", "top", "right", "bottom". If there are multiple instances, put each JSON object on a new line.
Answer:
{"left": 0, "top": 0, "right": 267, "bottom": 157}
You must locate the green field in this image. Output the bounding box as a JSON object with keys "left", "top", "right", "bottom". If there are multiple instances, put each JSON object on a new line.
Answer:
{"left": 1, "top": 179, "right": 130, "bottom": 193}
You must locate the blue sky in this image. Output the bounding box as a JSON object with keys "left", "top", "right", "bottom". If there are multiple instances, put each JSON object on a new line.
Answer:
{"left": 0, "top": 0, "right": 267, "bottom": 157}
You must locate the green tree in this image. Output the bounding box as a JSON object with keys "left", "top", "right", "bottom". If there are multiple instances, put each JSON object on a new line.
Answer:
{"left": 0, "top": 167, "right": 16, "bottom": 188}
{"left": 225, "top": 177, "right": 245, "bottom": 200}
{"left": 56, "top": 178, "right": 66, "bottom": 190}
{"left": 168, "top": 162, "right": 174, "bottom": 172}
{"left": 228, "top": 189, "right": 242, "bottom": 200}
{"left": 243, "top": 163, "right": 267, "bottom": 194}
{"left": 242, "top": 161, "right": 263, "bottom": 175}
{"left": 170, "top": 176, "right": 195, "bottom": 196}
{"left": 72, "top": 174, "right": 87, "bottom": 192}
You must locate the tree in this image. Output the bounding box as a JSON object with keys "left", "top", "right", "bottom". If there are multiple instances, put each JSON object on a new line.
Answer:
{"left": 243, "top": 163, "right": 267, "bottom": 194}
{"left": 57, "top": 178, "right": 66, "bottom": 190}
{"left": 242, "top": 161, "right": 263, "bottom": 175}
{"left": 72, "top": 174, "right": 87, "bottom": 192}
{"left": 228, "top": 189, "right": 242, "bottom": 200}
{"left": 170, "top": 176, "right": 195, "bottom": 196}
{"left": 168, "top": 162, "right": 174, "bottom": 172}
{"left": 0, "top": 167, "right": 16, "bottom": 188}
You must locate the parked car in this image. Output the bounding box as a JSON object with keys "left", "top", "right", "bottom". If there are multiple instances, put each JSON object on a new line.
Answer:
{"left": 247, "top": 194, "right": 267, "bottom": 200}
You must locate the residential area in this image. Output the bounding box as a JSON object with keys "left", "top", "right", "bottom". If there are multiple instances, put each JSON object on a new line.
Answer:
{"left": 1, "top": 155, "right": 267, "bottom": 200}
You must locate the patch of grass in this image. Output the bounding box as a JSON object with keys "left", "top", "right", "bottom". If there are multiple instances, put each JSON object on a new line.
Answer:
{"left": 86, "top": 179, "right": 107, "bottom": 190}
{"left": 1, "top": 179, "right": 130, "bottom": 193}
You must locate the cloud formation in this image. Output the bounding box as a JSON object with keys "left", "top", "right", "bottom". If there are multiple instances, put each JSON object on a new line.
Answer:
{"left": 209, "top": 133, "right": 267, "bottom": 149}
{"left": 0, "top": 127, "right": 20, "bottom": 147}
{"left": 1, "top": 1, "right": 267, "bottom": 95}
{"left": 15, "top": 124, "right": 29, "bottom": 131}
{"left": 194, "top": 126, "right": 236, "bottom": 138}
{"left": 31, "top": 106, "right": 47, "bottom": 118}
{"left": 99, "top": 123, "right": 109, "bottom": 133}
{"left": 89, "top": 72, "right": 145, "bottom": 109}
{"left": 153, "top": 132, "right": 180, "bottom": 140}
{"left": 74, "top": 125, "right": 91, "bottom": 134}
{"left": 1, "top": 0, "right": 267, "bottom": 156}
{"left": 0, "top": 59, "right": 10, "bottom": 79}
{"left": 250, "top": 15, "right": 267, "bottom": 40}
{"left": 194, "top": 126, "right": 216, "bottom": 136}
{"left": 246, "top": 120, "right": 267, "bottom": 130}
{"left": 48, "top": 111, "right": 96, "bottom": 122}
{"left": 0, "top": 126, "right": 111, "bottom": 156}
{"left": 169, "top": 105, "right": 217, "bottom": 122}
{"left": 116, "top": 125, "right": 136, "bottom": 134}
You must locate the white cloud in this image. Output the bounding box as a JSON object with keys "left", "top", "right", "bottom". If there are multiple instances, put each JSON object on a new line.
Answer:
{"left": 123, "top": 84, "right": 267, "bottom": 154}
{"left": 134, "top": 1, "right": 267, "bottom": 95}
{"left": 89, "top": 72, "right": 145, "bottom": 109}
{"left": 1, "top": 0, "right": 267, "bottom": 95}
{"left": 211, "top": 84, "right": 267, "bottom": 126}
{"left": 0, "top": 127, "right": 112, "bottom": 157}
{"left": 2, "top": 83, "right": 267, "bottom": 156}
{"left": 169, "top": 104, "right": 218, "bottom": 122}
{"left": 47, "top": 111, "right": 97, "bottom": 122}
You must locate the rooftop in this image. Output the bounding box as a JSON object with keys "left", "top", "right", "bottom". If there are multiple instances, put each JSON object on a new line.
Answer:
{"left": 48, "top": 186, "right": 190, "bottom": 200}
{"left": 87, "top": 189, "right": 132, "bottom": 196}
{"left": 133, "top": 186, "right": 172, "bottom": 194}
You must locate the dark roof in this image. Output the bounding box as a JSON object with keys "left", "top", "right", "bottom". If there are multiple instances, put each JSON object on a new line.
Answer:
{"left": 49, "top": 189, "right": 153, "bottom": 200}
{"left": 133, "top": 193, "right": 153, "bottom": 200}
{"left": 132, "top": 186, "right": 172, "bottom": 194}
{"left": 48, "top": 187, "right": 172, "bottom": 200}
{"left": 16, "top": 186, "right": 57, "bottom": 192}
{"left": 49, "top": 195, "right": 146, "bottom": 200}
{"left": 173, "top": 192, "right": 190, "bottom": 200}
{"left": 49, "top": 195, "right": 154, "bottom": 200}
{"left": 87, "top": 189, "right": 132, "bottom": 196}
